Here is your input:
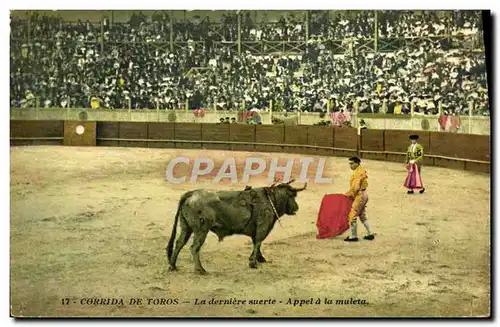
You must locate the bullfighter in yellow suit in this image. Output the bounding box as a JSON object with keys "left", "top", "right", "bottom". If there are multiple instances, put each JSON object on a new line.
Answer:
{"left": 344, "top": 157, "right": 375, "bottom": 242}
{"left": 406, "top": 134, "right": 425, "bottom": 194}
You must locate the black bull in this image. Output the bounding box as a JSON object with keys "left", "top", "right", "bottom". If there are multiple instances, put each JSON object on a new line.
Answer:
{"left": 166, "top": 181, "right": 307, "bottom": 274}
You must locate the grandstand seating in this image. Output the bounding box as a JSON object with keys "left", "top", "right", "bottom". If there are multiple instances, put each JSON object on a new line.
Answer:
{"left": 10, "top": 10, "right": 489, "bottom": 116}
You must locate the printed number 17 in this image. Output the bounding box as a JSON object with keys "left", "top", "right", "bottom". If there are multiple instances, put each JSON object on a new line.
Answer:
{"left": 62, "top": 298, "right": 70, "bottom": 305}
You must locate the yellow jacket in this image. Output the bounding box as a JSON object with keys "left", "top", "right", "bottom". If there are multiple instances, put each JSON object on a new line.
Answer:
{"left": 406, "top": 143, "right": 424, "bottom": 163}
{"left": 345, "top": 165, "right": 368, "bottom": 198}
{"left": 394, "top": 103, "right": 402, "bottom": 114}
{"left": 91, "top": 97, "right": 101, "bottom": 109}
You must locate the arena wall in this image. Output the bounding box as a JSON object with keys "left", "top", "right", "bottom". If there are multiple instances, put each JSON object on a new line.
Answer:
{"left": 202, "top": 123, "right": 230, "bottom": 151}
{"left": 229, "top": 124, "right": 255, "bottom": 152}
{"left": 10, "top": 108, "right": 491, "bottom": 135}
{"left": 118, "top": 122, "right": 149, "bottom": 148}
{"left": 10, "top": 120, "right": 490, "bottom": 174}
{"left": 96, "top": 122, "right": 119, "bottom": 147}
{"left": 284, "top": 125, "right": 309, "bottom": 155}
{"left": 63, "top": 121, "right": 96, "bottom": 147}
{"left": 306, "top": 126, "right": 334, "bottom": 157}
{"left": 360, "top": 129, "right": 385, "bottom": 161}
{"left": 174, "top": 123, "right": 202, "bottom": 149}
{"left": 147, "top": 122, "right": 175, "bottom": 149}
{"left": 10, "top": 120, "right": 64, "bottom": 146}
{"left": 255, "top": 125, "right": 284, "bottom": 153}
{"left": 333, "top": 128, "right": 358, "bottom": 158}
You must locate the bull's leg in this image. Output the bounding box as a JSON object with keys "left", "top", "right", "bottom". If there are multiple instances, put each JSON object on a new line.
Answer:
{"left": 257, "top": 249, "right": 267, "bottom": 263}
{"left": 249, "top": 236, "right": 267, "bottom": 263}
{"left": 249, "top": 241, "right": 262, "bottom": 269}
{"left": 249, "top": 214, "right": 274, "bottom": 269}
{"left": 190, "top": 230, "right": 209, "bottom": 275}
{"left": 168, "top": 226, "right": 192, "bottom": 271}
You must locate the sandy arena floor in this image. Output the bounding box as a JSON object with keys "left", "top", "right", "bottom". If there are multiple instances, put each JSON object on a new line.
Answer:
{"left": 10, "top": 146, "right": 490, "bottom": 317}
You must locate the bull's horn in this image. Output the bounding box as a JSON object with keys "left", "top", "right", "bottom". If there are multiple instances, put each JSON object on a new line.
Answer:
{"left": 294, "top": 183, "right": 307, "bottom": 191}
{"left": 286, "top": 178, "right": 295, "bottom": 184}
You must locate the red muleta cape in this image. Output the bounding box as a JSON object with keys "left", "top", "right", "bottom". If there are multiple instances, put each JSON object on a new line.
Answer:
{"left": 316, "top": 194, "right": 353, "bottom": 239}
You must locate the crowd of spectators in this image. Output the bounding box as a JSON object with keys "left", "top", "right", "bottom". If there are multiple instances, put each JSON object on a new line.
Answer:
{"left": 309, "top": 11, "right": 374, "bottom": 40}
{"left": 10, "top": 10, "right": 489, "bottom": 116}
{"left": 377, "top": 11, "right": 482, "bottom": 38}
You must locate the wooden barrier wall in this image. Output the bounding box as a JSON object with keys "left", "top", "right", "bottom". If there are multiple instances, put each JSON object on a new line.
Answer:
{"left": 202, "top": 123, "right": 230, "bottom": 151}
{"left": 10, "top": 121, "right": 490, "bottom": 173}
{"left": 284, "top": 125, "right": 308, "bottom": 155}
{"left": 176, "top": 123, "right": 202, "bottom": 149}
{"left": 119, "top": 122, "right": 148, "bottom": 148}
{"left": 10, "top": 120, "right": 64, "bottom": 146}
{"left": 307, "top": 126, "right": 333, "bottom": 156}
{"left": 96, "top": 122, "right": 119, "bottom": 147}
{"left": 63, "top": 121, "right": 96, "bottom": 146}
{"left": 229, "top": 124, "right": 255, "bottom": 152}
{"left": 255, "top": 125, "right": 284, "bottom": 153}
{"left": 148, "top": 122, "right": 175, "bottom": 149}
{"left": 334, "top": 128, "right": 358, "bottom": 158}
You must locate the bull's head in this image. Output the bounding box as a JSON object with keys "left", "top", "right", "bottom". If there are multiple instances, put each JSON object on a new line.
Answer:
{"left": 270, "top": 180, "right": 307, "bottom": 216}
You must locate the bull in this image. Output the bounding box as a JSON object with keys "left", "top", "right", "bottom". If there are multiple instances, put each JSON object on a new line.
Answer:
{"left": 166, "top": 180, "right": 307, "bottom": 274}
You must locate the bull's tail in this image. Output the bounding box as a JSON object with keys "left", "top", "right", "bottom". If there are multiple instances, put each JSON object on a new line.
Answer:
{"left": 166, "top": 191, "right": 195, "bottom": 261}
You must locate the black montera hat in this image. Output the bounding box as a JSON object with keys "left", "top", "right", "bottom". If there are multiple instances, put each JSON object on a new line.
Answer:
{"left": 349, "top": 156, "right": 361, "bottom": 164}
{"left": 409, "top": 134, "right": 419, "bottom": 140}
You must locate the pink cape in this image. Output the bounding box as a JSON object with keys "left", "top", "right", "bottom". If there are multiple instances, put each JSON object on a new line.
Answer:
{"left": 331, "top": 112, "right": 346, "bottom": 127}
{"left": 438, "top": 115, "right": 461, "bottom": 132}
{"left": 404, "top": 163, "right": 424, "bottom": 190}
{"left": 316, "top": 194, "right": 353, "bottom": 239}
